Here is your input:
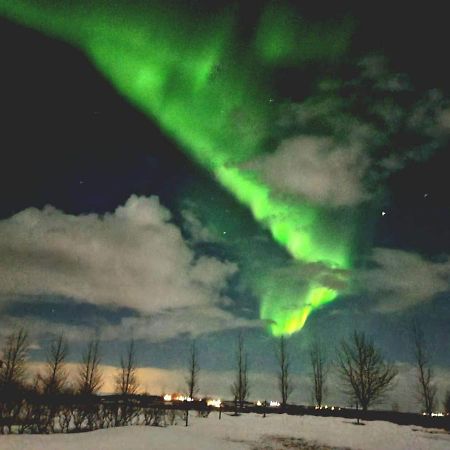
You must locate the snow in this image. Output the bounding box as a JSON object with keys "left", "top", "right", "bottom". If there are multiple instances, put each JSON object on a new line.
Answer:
{"left": 2, "top": 412, "right": 450, "bottom": 450}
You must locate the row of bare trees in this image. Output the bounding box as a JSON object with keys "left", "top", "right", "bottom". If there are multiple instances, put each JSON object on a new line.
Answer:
{"left": 0, "top": 329, "right": 144, "bottom": 397}
{"left": 215, "top": 331, "right": 395, "bottom": 413}
{"left": 0, "top": 330, "right": 103, "bottom": 397}
{"left": 225, "top": 331, "right": 395, "bottom": 413}
{"left": 0, "top": 321, "right": 445, "bottom": 434}
{"left": 273, "top": 323, "right": 442, "bottom": 414}
{"left": 0, "top": 329, "right": 171, "bottom": 434}
{"left": 184, "top": 325, "right": 442, "bottom": 415}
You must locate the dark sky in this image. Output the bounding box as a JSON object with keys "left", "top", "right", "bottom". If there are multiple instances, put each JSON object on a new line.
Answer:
{"left": 0, "top": 1, "right": 449, "bottom": 409}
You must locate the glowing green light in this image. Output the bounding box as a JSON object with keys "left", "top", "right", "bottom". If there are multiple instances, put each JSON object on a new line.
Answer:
{"left": 261, "top": 286, "right": 337, "bottom": 337}
{"left": 0, "top": 0, "right": 355, "bottom": 336}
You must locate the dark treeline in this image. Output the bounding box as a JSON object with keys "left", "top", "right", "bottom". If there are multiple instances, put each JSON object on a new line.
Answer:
{"left": 1, "top": 326, "right": 450, "bottom": 434}
{"left": 0, "top": 387, "right": 178, "bottom": 434}
{"left": 0, "top": 329, "right": 213, "bottom": 434}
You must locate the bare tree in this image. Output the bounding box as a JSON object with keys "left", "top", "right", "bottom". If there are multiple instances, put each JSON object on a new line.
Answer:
{"left": 0, "top": 328, "right": 29, "bottom": 388}
{"left": 41, "top": 333, "right": 69, "bottom": 395}
{"left": 277, "top": 336, "right": 293, "bottom": 408}
{"left": 337, "top": 331, "right": 397, "bottom": 411}
{"left": 77, "top": 338, "right": 103, "bottom": 395}
{"left": 185, "top": 340, "right": 199, "bottom": 399}
{"left": 412, "top": 321, "right": 437, "bottom": 415}
{"left": 184, "top": 340, "right": 199, "bottom": 427}
{"left": 231, "top": 333, "right": 250, "bottom": 411}
{"left": 115, "top": 338, "right": 139, "bottom": 395}
{"left": 309, "top": 338, "right": 327, "bottom": 408}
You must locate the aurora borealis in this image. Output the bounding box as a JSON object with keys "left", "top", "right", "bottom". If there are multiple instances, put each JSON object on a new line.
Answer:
{"left": 0, "top": 0, "right": 357, "bottom": 336}
{"left": 1, "top": 0, "right": 450, "bottom": 410}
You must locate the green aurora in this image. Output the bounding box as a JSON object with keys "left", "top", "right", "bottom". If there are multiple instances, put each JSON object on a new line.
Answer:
{"left": 0, "top": 1, "right": 356, "bottom": 336}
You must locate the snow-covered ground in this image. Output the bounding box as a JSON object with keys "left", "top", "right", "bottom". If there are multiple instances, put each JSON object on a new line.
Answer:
{"left": 2, "top": 412, "right": 450, "bottom": 450}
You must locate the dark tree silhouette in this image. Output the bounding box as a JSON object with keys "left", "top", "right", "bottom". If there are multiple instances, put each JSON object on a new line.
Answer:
{"left": 412, "top": 321, "right": 437, "bottom": 415}
{"left": 337, "top": 331, "right": 397, "bottom": 411}
{"left": 277, "top": 336, "right": 293, "bottom": 408}
{"left": 184, "top": 340, "right": 199, "bottom": 426}
{"left": 115, "top": 338, "right": 139, "bottom": 395}
{"left": 309, "top": 338, "right": 327, "bottom": 408}
{"left": 41, "top": 333, "right": 69, "bottom": 395}
{"left": 77, "top": 338, "right": 103, "bottom": 395}
{"left": 231, "top": 333, "right": 249, "bottom": 411}
{"left": 0, "top": 328, "right": 29, "bottom": 388}
{"left": 185, "top": 340, "right": 199, "bottom": 400}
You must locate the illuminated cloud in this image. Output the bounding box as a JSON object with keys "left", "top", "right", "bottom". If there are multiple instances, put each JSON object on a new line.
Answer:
{"left": 101, "top": 308, "right": 262, "bottom": 342}
{"left": 244, "top": 136, "right": 370, "bottom": 207}
{"left": 0, "top": 308, "right": 262, "bottom": 345}
{"left": 359, "top": 248, "right": 450, "bottom": 312}
{"left": 0, "top": 195, "right": 238, "bottom": 315}
{"left": 181, "top": 209, "right": 219, "bottom": 243}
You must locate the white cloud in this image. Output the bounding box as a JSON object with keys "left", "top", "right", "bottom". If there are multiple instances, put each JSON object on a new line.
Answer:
{"left": 243, "top": 136, "right": 370, "bottom": 207}
{"left": 0, "top": 195, "right": 237, "bottom": 315}
{"left": 0, "top": 195, "right": 263, "bottom": 341}
{"left": 358, "top": 248, "right": 450, "bottom": 312}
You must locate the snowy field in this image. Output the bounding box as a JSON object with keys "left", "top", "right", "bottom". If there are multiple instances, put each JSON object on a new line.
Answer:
{"left": 2, "top": 412, "right": 450, "bottom": 450}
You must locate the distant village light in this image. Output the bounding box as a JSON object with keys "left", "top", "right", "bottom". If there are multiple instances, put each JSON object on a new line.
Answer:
{"left": 206, "top": 399, "right": 221, "bottom": 408}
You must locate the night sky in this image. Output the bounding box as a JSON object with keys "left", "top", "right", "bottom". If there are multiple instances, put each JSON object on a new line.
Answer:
{"left": 0, "top": 1, "right": 449, "bottom": 410}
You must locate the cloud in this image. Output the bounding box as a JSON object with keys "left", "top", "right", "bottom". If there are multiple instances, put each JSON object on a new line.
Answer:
{"left": 182, "top": 209, "right": 219, "bottom": 243}
{"left": 243, "top": 136, "right": 370, "bottom": 207}
{"left": 358, "top": 54, "right": 412, "bottom": 92}
{"left": 101, "top": 308, "right": 262, "bottom": 343}
{"left": 358, "top": 248, "right": 450, "bottom": 312}
{"left": 0, "top": 308, "right": 262, "bottom": 345}
{"left": 0, "top": 195, "right": 264, "bottom": 341}
{"left": 271, "top": 55, "right": 448, "bottom": 206}
{"left": 0, "top": 195, "right": 238, "bottom": 314}
{"left": 263, "top": 262, "right": 350, "bottom": 293}
{"left": 436, "top": 108, "right": 450, "bottom": 134}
